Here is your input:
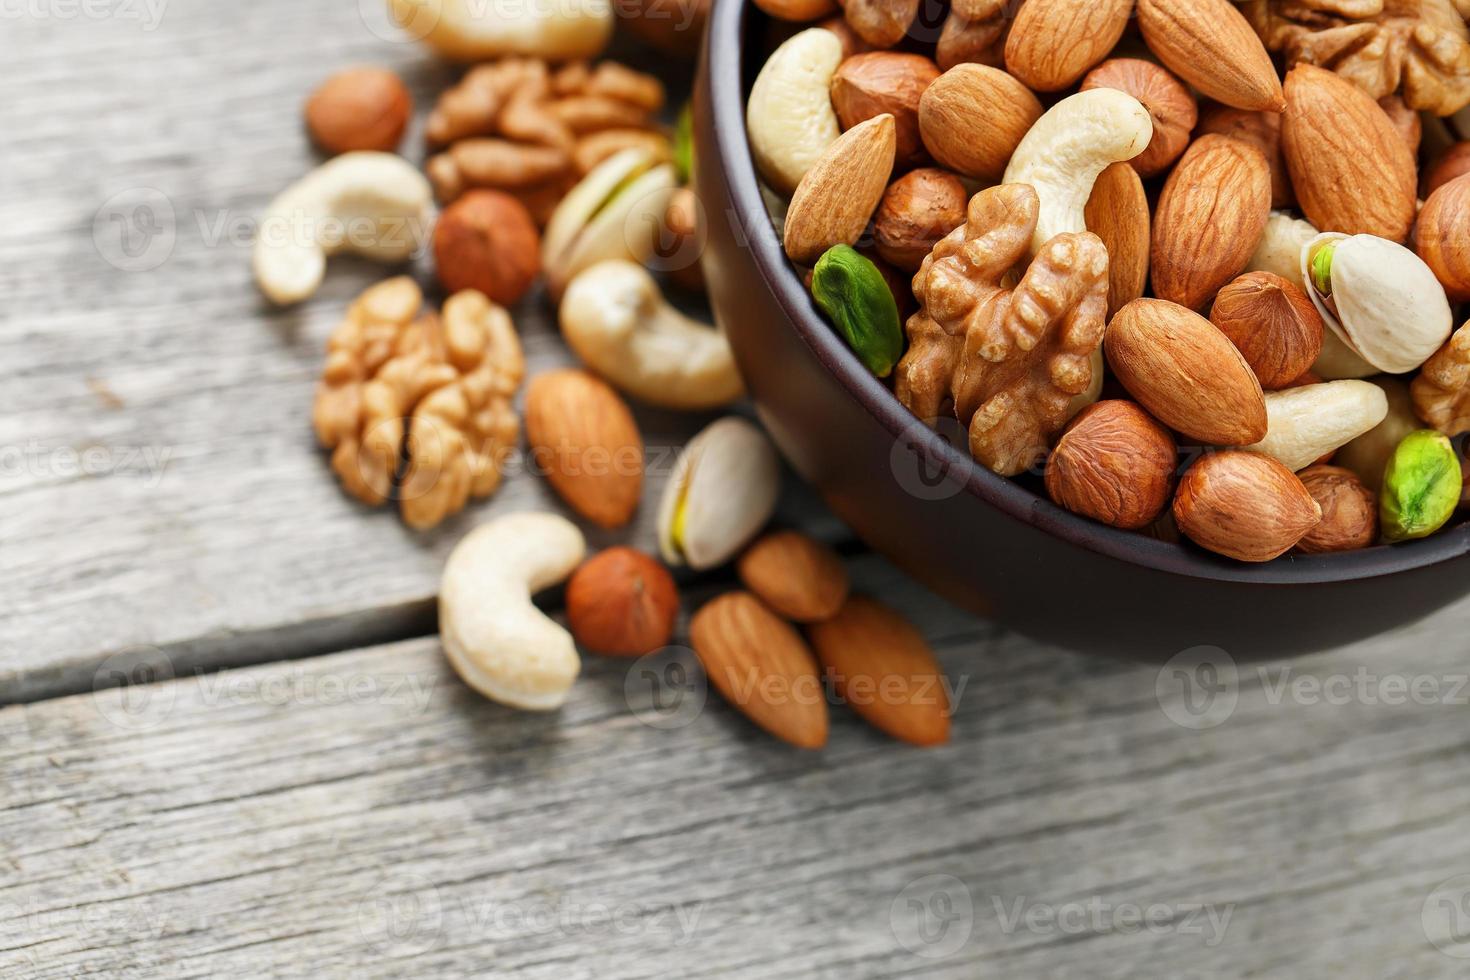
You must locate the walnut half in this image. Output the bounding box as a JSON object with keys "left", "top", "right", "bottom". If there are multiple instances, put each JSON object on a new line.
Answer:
{"left": 895, "top": 184, "right": 1110, "bottom": 476}
{"left": 313, "top": 278, "right": 525, "bottom": 529}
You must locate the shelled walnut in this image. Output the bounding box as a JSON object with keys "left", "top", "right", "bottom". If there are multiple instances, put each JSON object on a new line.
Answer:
{"left": 424, "top": 57, "right": 669, "bottom": 222}
{"left": 313, "top": 278, "right": 526, "bottom": 529}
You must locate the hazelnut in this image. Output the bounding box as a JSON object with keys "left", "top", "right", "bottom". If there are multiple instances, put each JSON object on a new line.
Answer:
{"left": 831, "top": 52, "right": 941, "bottom": 168}
{"left": 565, "top": 547, "right": 679, "bottom": 657}
{"left": 1294, "top": 465, "right": 1377, "bottom": 553}
{"left": 872, "top": 168, "right": 967, "bottom": 272}
{"left": 1209, "top": 271, "right": 1324, "bottom": 389}
{"left": 304, "top": 68, "right": 412, "bottom": 155}
{"left": 1196, "top": 104, "right": 1292, "bottom": 208}
{"left": 1425, "top": 142, "right": 1470, "bottom": 196}
{"left": 433, "top": 190, "right": 541, "bottom": 305}
{"left": 1414, "top": 174, "right": 1470, "bottom": 302}
{"left": 1173, "top": 450, "right": 1322, "bottom": 562}
{"left": 1045, "top": 401, "right": 1177, "bottom": 530}
{"left": 1080, "top": 59, "right": 1197, "bottom": 178}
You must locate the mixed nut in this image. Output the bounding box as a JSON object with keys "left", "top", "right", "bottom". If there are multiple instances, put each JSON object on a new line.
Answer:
{"left": 750, "top": 0, "right": 1470, "bottom": 562}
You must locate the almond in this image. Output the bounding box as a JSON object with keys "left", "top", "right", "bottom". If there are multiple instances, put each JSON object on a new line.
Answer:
{"left": 1151, "top": 134, "right": 1272, "bottom": 312}
{"left": 737, "top": 530, "right": 849, "bottom": 622}
{"left": 525, "top": 369, "right": 644, "bottom": 528}
{"left": 566, "top": 547, "right": 679, "bottom": 656}
{"left": 830, "top": 52, "right": 939, "bottom": 168}
{"left": 1105, "top": 298, "right": 1268, "bottom": 446}
{"left": 1136, "top": 0, "right": 1284, "bottom": 113}
{"left": 1173, "top": 450, "right": 1322, "bottom": 562}
{"left": 1080, "top": 59, "right": 1198, "bottom": 178}
{"left": 1282, "top": 64, "right": 1418, "bottom": 242}
{"left": 690, "top": 592, "right": 829, "bottom": 749}
{"left": 1003, "top": 0, "right": 1132, "bottom": 93}
{"left": 1209, "top": 271, "right": 1324, "bottom": 389}
{"left": 1084, "top": 161, "right": 1150, "bottom": 317}
{"left": 918, "top": 64, "right": 1043, "bottom": 181}
{"left": 783, "top": 114, "right": 896, "bottom": 266}
{"left": 1195, "top": 104, "right": 1292, "bottom": 209}
{"left": 807, "top": 595, "right": 950, "bottom": 747}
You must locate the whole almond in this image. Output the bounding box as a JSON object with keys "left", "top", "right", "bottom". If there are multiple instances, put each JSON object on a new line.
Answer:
{"left": 1137, "top": 0, "right": 1283, "bottom": 112}
{"left": 1173, "top": 450, "right": 1322, "bottom": 562}
{"left": 1282, "top": 64, "right": 1417, "bottom": 242}
{"left": 1046, "top": 400, "right": 1178, "bottom": 530}
{"left": 1003, "top": 0, "right": 1132, "bottom": 93}
{"left": 1294, "top": 464, "right": 1377, "bottom": 554}
{"left": 831, "top": 52, "right": 939, "bottom": 168}
{"left": 1151, "top": 134, "right": 1271, "bottom": 311}
{"left": 918, "top": 64, "right": 1043, "bottom": 181}
{"left": 690, "top": 592, "right": 829, "bottom": 749}
{"left": 1196, "top": 104, "right": 1292, "bottom": 209}
{"left": 737, "top": 530, "right": 850, "bottom": 622}
{"left": 807, "top": 595, "right": 950, "bottom": 746}
{"left": 873, "top": 167, "right": 968, "bottom": 272}
{"left": 1106, "top": 298, "right": 1269, "bottom": 446}
{"left": 1209, "top": 271, "right": 1324, "bottom": 389}
{"left": 1414, "top": 174, "right": 1470, "bottom": 302}
{"left": 784, "top": 114, "right": 896, "bottom": 266}
{"left": 1081, "top": 59, "right": 1197, "bottom": 178}
{"left": 525, "top": 369, "right": 643, "bottom": 529}
{"left": 1084, "top": 162, "right": 1150, "bottom": 317}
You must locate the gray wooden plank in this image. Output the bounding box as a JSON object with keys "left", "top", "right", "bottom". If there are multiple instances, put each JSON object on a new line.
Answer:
{"left": 0, "top": 4, "right": 839, "bottom": 702}
{"left": 4, "top": 556, "right": 1470, "bottom": 978}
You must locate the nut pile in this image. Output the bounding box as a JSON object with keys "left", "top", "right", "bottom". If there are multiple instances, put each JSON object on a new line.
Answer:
{"left": 750, "top": 0, "right": 1470, "bottom": 562}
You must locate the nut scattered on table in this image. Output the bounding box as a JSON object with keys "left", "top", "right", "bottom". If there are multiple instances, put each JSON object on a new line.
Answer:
{"left": 565, "top": 547, "right": 679, "bottom": 656}
{"left": 433, "top": 190, "right": 541, "bottom": 304}
{"left": 658, "top": 417, "right": 781, "bottom": 571}
{"left": 525, "top": 369, "right": 644, "bottom": 530}
{"left": 737, "top": 530, "right": 849, "bottom": 623}
{"left": 305, "top": 67, "right": 412, "bottom": 155}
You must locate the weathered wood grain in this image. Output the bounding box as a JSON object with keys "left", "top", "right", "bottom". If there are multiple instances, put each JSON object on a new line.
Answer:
{"left": 5, "top": 556, "right": 1470, "bottom": 978}
{"left": 0, "top": 5, "right": 837, "bottom": 702}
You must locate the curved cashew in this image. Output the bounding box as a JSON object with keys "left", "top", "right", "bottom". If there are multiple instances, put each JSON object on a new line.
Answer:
{"left": 747, "top": 28, "right": 843, "bottom": 196}
{"left": 560, "top": 260, "right": 744, "bottom": 410}
{"left": 542, "top": 147, "right": 676, "bottom": 298}
{"left": 253, "top": 152, "right": 431, "bottom": 305}
{"left": 387, "top": 0, "right": 612, "bottom": 61}
{"left": 439, "top": 512, "right": 587, "bottom": 711}
{"left": 1243, "top": 380, "right": 1388, "bottom": 472}
{"left": 1002, "top": 89, "right": 1152, "bottom": 256}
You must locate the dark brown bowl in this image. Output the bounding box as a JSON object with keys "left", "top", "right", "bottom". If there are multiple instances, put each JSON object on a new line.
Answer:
{"left": 692, "top": 0, "right": 1470, "bottom": 660}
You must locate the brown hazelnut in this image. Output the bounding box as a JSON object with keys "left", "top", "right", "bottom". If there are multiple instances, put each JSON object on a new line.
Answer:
{"left": 566, "top": 547, "right": 679, "bottom": 656}
{"left": 1196, "top": 104, "right": 1292, "bottom": 208}
{"left": 433, "top": 191, "right": 541, "bottom": 305}
{"left": 1080, "top": 59, "right": 1197, "bottom": 178}
{"left": 1294, "top": 465, "right": 1377, "bottom": 554}
{"left": 1414, "top": 174, "right": 1470, "bottom": 302}
{"left": 1173, "top": 451, "right": 1322, "bottom": 563}
{"left": 1045, "top": 401, "right": 1177, "bottom": 530}
{"left": 304, "top": 68, "right": 412, "bottom": 155}
{"left": 1209, "top": 271, "right": 1324, "bottom": 390}
{"left": 872, "top": 168, "right": 967, "bottom": 272}
{"left": 616, "top": 0, "right": 710, "bottom": 56}
{"left": 831, "top": 52, "right": 940, "bottom": 168}
{"left": 1426, "top": 142, "right": 1470, "bottom": 196}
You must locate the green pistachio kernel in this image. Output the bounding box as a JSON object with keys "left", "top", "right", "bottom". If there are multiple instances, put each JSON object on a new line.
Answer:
{"left": 673, "top": 103, "right": 694, "bottom": 185}
{"left": 810, "top": 245, "right": 904, "bottom": 377}
{"left": 1380, "top": 430, "right": 1461, "bottom": 542}
{"left": 1309, "top": 240, "right": 1336, "bottom": 298}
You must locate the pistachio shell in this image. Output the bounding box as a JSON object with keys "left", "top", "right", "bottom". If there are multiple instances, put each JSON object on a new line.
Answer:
{"left": 1299, "top": 232, "right": 1453, "bottom": 374}
{"left": 1243, "top": 380, "right": 1388, "bottom": 472}
{"left": 657, "top": 418, "right": 781, "bottom": 570}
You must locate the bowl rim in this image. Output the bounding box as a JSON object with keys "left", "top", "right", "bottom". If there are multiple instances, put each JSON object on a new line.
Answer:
{"left": 705, "top": 0, "right": 1470, "bottom": 585}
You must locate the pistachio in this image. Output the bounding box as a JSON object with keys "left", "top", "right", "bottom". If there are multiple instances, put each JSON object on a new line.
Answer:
{"left": 1380, "top": 430, "right": 1462, "bottom": 542}
{"left": 657, "top": 418, "right": 781, "bottom": 570}
{"left": 1299, "top": 232, "right": 1454, "bottom": 374}
{"left": 673, "top": 102, "right": 693, "bottom": 183}
{"left": 811, "top": 245, "right": 904, "bottom": 376}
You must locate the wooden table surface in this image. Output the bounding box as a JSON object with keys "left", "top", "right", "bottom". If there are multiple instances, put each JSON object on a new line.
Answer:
{"left": 6, "top": 2, "right": 1470, "bottom": 976}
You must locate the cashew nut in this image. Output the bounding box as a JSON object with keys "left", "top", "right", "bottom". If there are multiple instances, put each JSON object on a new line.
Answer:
{"left": 253, "top": 152, "right": 431, "bottom": 305}
{"left": 387, "top": 0, "right": 612, "bottom": 61}
{"left": 439, "top": 512, "right": 587, "bottom": 711}
{"left": 1243, "top": 380, "right": 1388, "bottom": 473}
{"left": 747, "top": 28, "right": 844, "bottom": 196}
{"left": 542, "top": 147, "right": 676, "bottom": 298}
{"left": 1002, "top": 88, "right": 1152, "bottom": 256}
{"left": 559, "top": 260, "right": 744, "bottom": 410}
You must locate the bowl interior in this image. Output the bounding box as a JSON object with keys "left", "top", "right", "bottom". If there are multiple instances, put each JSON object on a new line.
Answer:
{"left": 705, "top": 0, "right": 1470, "bottom": 585}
